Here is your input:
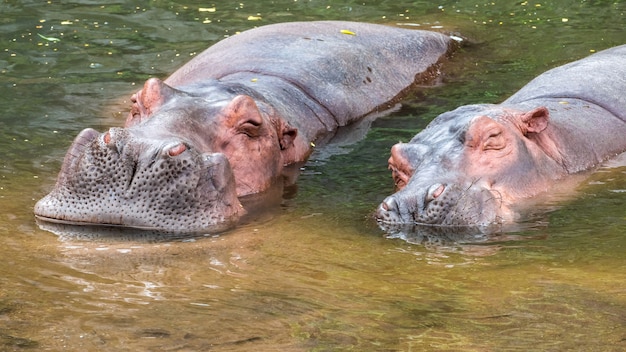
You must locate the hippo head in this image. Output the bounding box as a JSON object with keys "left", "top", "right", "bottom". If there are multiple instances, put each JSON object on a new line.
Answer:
{"left": 35, "top": 77, "right": 303, "bottom": 234}
{"left": 126, "top": 78, "right": 299, "bottom": 197}
{"left": 35, "top": 124, "right": 243, "bottom": 234}
{"left": 376, "top": 104, "right": 564, "bottom": 228}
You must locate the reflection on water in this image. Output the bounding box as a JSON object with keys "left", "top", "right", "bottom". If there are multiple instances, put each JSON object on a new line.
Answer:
{"left": 34, "top": 220, "right": 222, "bottom": 243}
{"left": 380, "top": 222, "right": 491, "bottom": 245}
{"left": 1, "top": 0, "right": 625, "bottom": 351}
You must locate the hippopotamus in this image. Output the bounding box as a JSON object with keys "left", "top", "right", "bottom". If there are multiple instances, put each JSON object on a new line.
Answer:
{"left": 376, "top": 45, "right": 626, "bottom": 231}
{"left": 35, "top": 21, "right": 457, "bottom": 235}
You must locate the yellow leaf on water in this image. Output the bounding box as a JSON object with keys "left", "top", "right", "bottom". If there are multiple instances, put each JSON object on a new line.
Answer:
{"left": 199, "top": 7, "right": 216, "bottom": 12}
{"left": 37, "top": 33, "right": 61, "bottom": 42}
{"left": 248, "top": 15, "right": 262, "bottom": 21}
{"left": 340, "top": 29, "right": 356, "bottom": 36}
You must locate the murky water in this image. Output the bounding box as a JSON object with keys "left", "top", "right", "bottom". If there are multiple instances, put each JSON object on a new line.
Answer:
{"left": 1, "top": 1, "right": 624, "bottom": 350}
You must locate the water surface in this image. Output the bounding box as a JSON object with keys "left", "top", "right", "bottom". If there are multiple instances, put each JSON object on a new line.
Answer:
{"left": 1, "top": 1, "right": 624, "bottom": 351}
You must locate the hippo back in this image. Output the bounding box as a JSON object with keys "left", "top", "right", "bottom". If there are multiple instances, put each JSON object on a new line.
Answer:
{"left": 165, "top": 21, "right": 453, "bottom": 126}
{"left": 504, "top": 45, "right": 626, "bottom": 121}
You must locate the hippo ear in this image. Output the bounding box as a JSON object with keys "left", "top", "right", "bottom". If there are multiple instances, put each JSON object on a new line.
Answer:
{"left": 278, "top": 121, "right": 297, "bottom": 151}
{"left": 522, "top": 106, "right": 564, "bottom": 165}
{"left": 126, "top": 78, "right": 178, "bottom": 127}
{"left": 520, "top": 106, "right": 550, "bottom": 134}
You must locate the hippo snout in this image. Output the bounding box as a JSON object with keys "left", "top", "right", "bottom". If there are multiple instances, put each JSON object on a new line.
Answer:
{"left": 377, "top": 195, "right": 401, "bottom": 222}
{"left": 35, "top": 127, "right": 243, "bottom": 234}
{"left": 376, "top": 182, "right": 504, "bottom": 227}
{"left": 376, "top": 183, "right": 447, "bottom": 224}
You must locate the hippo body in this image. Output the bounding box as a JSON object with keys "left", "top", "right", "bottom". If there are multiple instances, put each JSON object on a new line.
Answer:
{"left": 35, "top": 21, "right": 455, "bottom": 234}
{"left": 376, "top": 45, "right": 626, "bottom": 229}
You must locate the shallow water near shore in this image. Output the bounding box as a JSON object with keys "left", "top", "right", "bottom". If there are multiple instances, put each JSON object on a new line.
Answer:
{"left": 1, "top": 1, "right": 625, "bottom": 351}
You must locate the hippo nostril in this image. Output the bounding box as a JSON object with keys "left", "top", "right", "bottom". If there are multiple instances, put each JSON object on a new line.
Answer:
{"left": 376, "top": 196, "right": 402, "bottom": 223}
{"left": 381, "top": 196, "right": 398, "bottom": 213}
{"left": 167, "top": 143, "right": 187, "bottom": 157}
{"left": 103, "top": 131, "right": 111, "bottom": 145}
{"left": 432, "top": 184, "right": 445, "bottom": 198}
{"left": 425, "top": 183, "right": 446, "bottom": 203}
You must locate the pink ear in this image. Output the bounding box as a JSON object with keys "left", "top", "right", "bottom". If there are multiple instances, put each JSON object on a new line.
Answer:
{"left": 279, "top": 122, "right": 297, "bottom": 151}
{"left": 521, "top": 106, "right": 550, "bottom": 134}
{"left": 125, "top": 78, "right": 176, "bottom": 127}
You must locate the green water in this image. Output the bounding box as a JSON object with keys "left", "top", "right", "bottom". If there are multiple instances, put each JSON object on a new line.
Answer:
{"left": 1, "top": 1, "right": 624, "bottom": 350}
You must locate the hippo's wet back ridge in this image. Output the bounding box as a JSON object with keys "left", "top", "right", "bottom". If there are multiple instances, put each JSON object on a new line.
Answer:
{"left": 34, "top": 21, "right": 456, "bottom": 235}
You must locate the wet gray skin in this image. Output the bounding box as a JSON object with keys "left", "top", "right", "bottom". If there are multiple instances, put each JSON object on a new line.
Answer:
{"left": 376, "top": 45, "right": 626, "bottom": 229}
{"left": 35, "top": 20, "right": 456, "bottom": 236}
{"left": 377, "top": 104, "right": 512, "bottom": 227}
{"left": 34, "top": 99, "right": 244, "bottom": 234}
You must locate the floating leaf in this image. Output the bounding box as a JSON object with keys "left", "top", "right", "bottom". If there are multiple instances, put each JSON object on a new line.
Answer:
{"left": 199, "top": 7, "right": 216, "bottom": 12}
{"left": 37, "top": 33, "right": 61, "bottom": 42}
{"left": 247, "top": 15, "right": 262, "bottom": 21}
{"left": 340, "top": 29, "right": 356, "bottom": 36}
{"left": 450, "top": 35, "right": 463, "bottom": 42}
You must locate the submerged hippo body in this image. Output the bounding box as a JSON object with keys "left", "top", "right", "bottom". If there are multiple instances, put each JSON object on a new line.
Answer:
{"left": 35, "top": 21, "right": 456, "bottom": 234}
{"left": 376, "top": 45, "right": 626, "bottom": 229}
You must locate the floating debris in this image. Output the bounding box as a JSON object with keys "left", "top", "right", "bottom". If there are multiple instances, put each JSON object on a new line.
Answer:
{"left": 37, "top": 33, "right": 61, "bottom": 42}
{"left": 450, "top": 35, "right": 464, "bottom": 42}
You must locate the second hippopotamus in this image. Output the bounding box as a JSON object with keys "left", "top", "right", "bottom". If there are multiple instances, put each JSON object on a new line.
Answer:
{"left": 35, "top": 21, "right": 458, "bottom": 234}
{"left": 376, "top": 45, "right": 626, "bottom": 230}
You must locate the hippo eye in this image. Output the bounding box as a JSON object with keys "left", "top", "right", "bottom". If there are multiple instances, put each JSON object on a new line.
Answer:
{"left": 167, "top": 143, "right": 187, "bottom": 157}
{"left": 237, "top": 119, "right": 262, "bottom": 137}
{"left": 483, "top": 131, "right": 506, "bottom": 151}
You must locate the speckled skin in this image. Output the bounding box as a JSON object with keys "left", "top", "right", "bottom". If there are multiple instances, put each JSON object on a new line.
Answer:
{"left": 35, "top": 128, "right": 241, "bottom": 234}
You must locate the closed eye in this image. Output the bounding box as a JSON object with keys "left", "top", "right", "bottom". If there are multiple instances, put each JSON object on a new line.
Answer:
{"left": 237, "top": 119, "right": 262, "bottom": 137}
{"left": 483, "top": 131, "right": 506, "bottom": 150}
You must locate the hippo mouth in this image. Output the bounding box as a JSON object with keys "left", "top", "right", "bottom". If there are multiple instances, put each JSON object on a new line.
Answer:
{"left": 35, "top": 128, "right": 243, "bottom": 235}
{"left": 375, "top": 182, "right": 505, "bottom": 229}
